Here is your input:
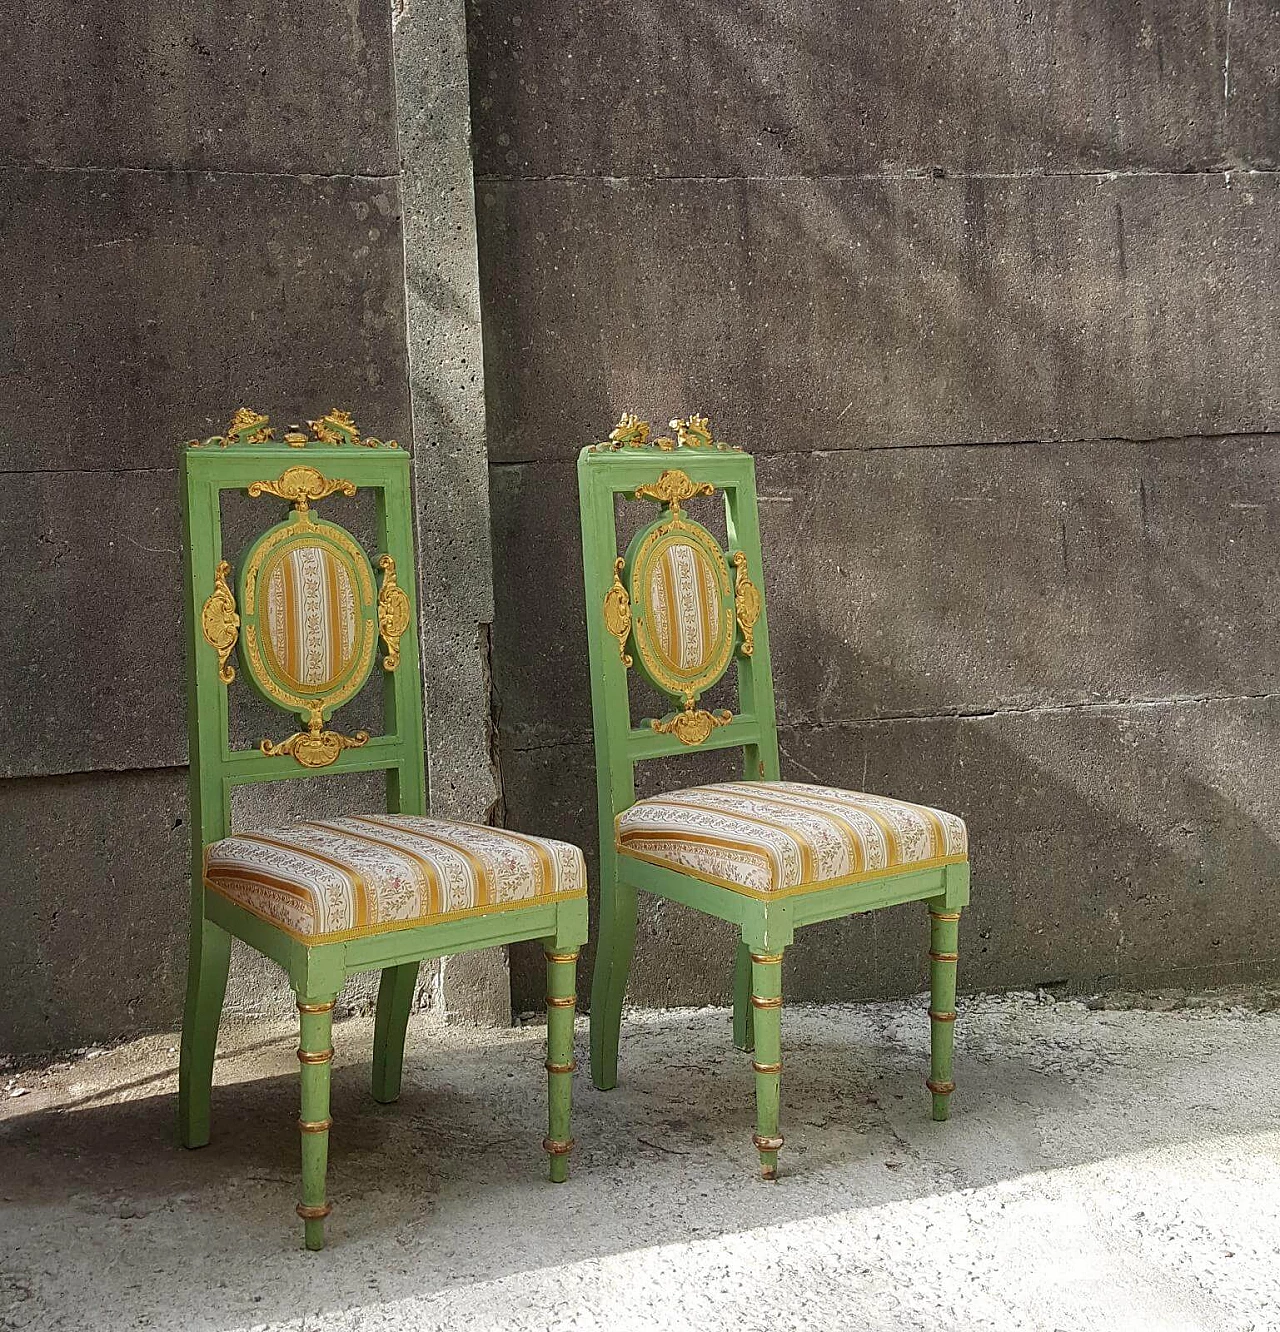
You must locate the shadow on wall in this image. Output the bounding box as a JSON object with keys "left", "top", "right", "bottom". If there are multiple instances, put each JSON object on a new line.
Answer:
{"left": 471, "top": 0, "right": 1279, "bottom": 1012}
{"left": 476, "top": 167, "right": 1275, "bottom": 466}
{"left": 500, "top": 691, "right": 1280, "bottom": 1014}
{"left": 468, "top": 0, "right": 1235, "bottom": 178}
{"left": 487, "top": 437, "right": 1280, "bottom": 1011}
{"left": 470, "top": 0, "right": 1274, "bottom": 465}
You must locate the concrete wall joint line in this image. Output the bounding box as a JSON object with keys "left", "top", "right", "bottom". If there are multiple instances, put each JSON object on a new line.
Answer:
{"left": 1, "top": 162, "right": 401, "bottom": 184}
{"left": 490, "top": 426, "right": 1280, "bottom": 468}
{"left": 476, "top": 167, "right": 1280, "bottom": 186}
{"left": 505, "top": 690, "right": 1280, "bottom": 755}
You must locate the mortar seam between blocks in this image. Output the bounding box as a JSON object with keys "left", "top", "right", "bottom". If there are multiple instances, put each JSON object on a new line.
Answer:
{"left": 501, "top": 690, "right": 1280, "bottom": 754}
{"left": 476, "top": 166, "right": 1280, "bottom": 185}
{"left": 1, "top": 162, "right": 400, "bottom": 183}
{"left": 489, "top": 428, "right": 1280, "bottom": 468}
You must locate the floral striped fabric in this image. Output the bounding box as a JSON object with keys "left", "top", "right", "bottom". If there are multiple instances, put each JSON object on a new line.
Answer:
{"left": 205, "top": 815, "right": 587, "bottom": 942}
{"left": 616, "top": 781, "right": 967, "bottom": 898}
{"left": 646, "top": 540, "right": 723, "bottom": 674}
{"left": 263, "top": 543, "right": 360, "bottom": 688}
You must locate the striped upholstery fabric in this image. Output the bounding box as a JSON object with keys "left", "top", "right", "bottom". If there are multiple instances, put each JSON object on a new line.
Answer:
{"left": 205, "top": 815, "right": 587, "bottom": 942}
{"left": 646, "top": 540, "right": 723, "bottom": 674}
{"left": 616, "top": 781, "right": 967, "bottom": 898}
{"left": 264, "top": 543, "right": 360, "bottom": 688}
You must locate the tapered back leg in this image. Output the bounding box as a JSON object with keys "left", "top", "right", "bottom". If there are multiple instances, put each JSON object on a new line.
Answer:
{"left": 178, "top": 913, "right": 231, "bottom": 1150}
{"left": 588, "top": 849, "right": 637, "bottom": 1091}
{"left": 371, "top": 962, "right": 420, "bottom": 1105}
{"left": 732, "top": 940, "right": 755, "bottom": 1052}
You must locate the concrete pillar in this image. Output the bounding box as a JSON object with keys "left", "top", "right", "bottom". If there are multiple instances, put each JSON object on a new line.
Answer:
{"left": 394, "top": 0, "right": 510, "bottom": 1024}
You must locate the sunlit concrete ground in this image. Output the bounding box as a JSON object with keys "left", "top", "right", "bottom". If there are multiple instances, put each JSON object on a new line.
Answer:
{"left": 2, "top": 990, "right": 1278, "bottom": 1331}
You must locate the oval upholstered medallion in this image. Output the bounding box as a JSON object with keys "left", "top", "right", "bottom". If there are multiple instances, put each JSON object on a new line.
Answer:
{"left": 238, "top": 515, "right": 378, "bottom": 716}
{"left": 261, "top": 542, "right": 361, "bottom": 690}
{"left": 627, "top": 516, "right": 735, "bottom": 700}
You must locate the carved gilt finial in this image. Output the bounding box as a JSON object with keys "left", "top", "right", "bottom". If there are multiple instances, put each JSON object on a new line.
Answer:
{"left": 246, "top": 465, "right": 357, "bottom": 513}
{"left": 200, "top": 559, "right": 240, "bottom": 684}
{"left": 306, "top": 406, "right": 399, "bottom": 448}
{"left": 261, "top": 710, "right": 370, "bottom": 768}
{"left": 731, "top": 551, "right": 762, "bottom": 657}
{"left": 603, "top": 556, "right": 633, "bottom": 667}
{"left": 226, "top": 408, "right": 275, "bottom": 446}
{"left": 672, "top": 414, "right": 713, "bottom": 450}
{"left": 309, "top": 408, "right": 361, "bottom": 446}
{"left": 376, "top": 554, "right": 411, "bottom": 671}
{"left": 187, "top": 407, "right": 274, "bottom": 449}
{"left": 605, "top": 412, "right": 651, "bottom": 450}
{"left": 633, "top": 468, "right": 716, "bottom": 515}
{"left": 588, "top": 411, "right": 742, "bottom": 453}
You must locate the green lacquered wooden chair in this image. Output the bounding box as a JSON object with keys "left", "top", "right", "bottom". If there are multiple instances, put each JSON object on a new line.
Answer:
{"left": 579, "top": 413, "right": 970, "bottom": 1179}
{"left": 180, "top": 408, "right": 588, "bottom": 1248}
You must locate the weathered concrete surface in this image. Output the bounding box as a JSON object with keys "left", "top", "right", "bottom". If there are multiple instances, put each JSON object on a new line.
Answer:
{"left": 1, "top": 0, "right": 397, "bottom": 174}
{"left": 1229, "top": 0, "right": 1280, "bottom": 170}
{"left": 469, "top": 0, "right": 1236, "bottom": 178}
{"left": 0, "top": 469, "right": 184, "bottom": 778}
{"left": 474, "top": 0, "right": 1280, "bottom": 1019}
{"left": 490, "top": 438, "right": 1280, "bottom": 751}
{"left": 0, "top": 167, "right": 410, "bottom": 477}
{"left": 0, "top": 0, "right": 430, "bottom": 1050}
{"left": 0, "top": 769, "right": 188, "bottom": 1053}
{"left": 2, "top": 995, "right": 1278, "bottom": 1328}
{"left": 395, "top": 0, "right": 509, "bottom": 1023}
{"left": 477, "top": 172, "right": 1280, "bottom": 464}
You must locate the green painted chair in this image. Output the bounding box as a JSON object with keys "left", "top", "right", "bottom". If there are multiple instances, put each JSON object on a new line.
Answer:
{"left": 578, "top": 413, "right": 970, "bottom": 1179}
{"left": 180, "top": 409, "right": 588, "bottom": 1248}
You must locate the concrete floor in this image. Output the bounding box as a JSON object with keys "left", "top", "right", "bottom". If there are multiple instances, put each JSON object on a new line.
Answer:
{"left": 2, "top": 991, "right": 1278, "bottom": 1332}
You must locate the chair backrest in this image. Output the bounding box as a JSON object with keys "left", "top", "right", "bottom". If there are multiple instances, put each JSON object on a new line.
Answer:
{"left": 577, "top": 413, "right": 781, "bottom": 849}
{"left": 182, "top": 408, "right": 426, "bottom": 874}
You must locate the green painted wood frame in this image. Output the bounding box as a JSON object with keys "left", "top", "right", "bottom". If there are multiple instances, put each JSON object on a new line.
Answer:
{"left": 180, "top": 417, "right": 587, "bottom": 1249}
{"left": 578, "top": 424, "right": 969, "bottom": 1179}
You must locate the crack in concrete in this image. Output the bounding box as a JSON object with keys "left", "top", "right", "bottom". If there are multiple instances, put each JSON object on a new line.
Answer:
{"left": 477, "top": 166, "right": 1280, "bottom": 186}
{"left": 502, "top": 690, "right": 1280, "bottom": 755}
{"left": 1, "top": 162, "right": 399, "bottom": 184}
{"left": 490, "top": 427, "right": 1280, "bottom": 469}
{"left": 12, "top": 691, "right": 1275, "bottom": 784}
{"left": 0, "top": 465, "right": 179, "bottom": 477}
{"left": 479, "top": 621, "right": 507, "bottom": 827}
{"left": 13, "top": 685, "right": 1274, "bottom": 783}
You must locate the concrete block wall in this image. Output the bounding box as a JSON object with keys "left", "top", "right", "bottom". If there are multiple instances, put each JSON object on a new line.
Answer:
{"left": 0, "top": 0, "right": 503, "bottom": 1050}
{"left": 468, "top": 0, "right": 1280, "bottom": 1010}
{"left": 2, "top": 0, "right": 1277, "bottom": 1051}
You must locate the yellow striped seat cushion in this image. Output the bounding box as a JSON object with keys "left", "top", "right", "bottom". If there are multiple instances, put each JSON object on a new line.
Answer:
{"left": 616, "top": 781, "right": 967, "bottom": 898}
{"left": 205, "top": 815, "right": 586, "bottom": 942}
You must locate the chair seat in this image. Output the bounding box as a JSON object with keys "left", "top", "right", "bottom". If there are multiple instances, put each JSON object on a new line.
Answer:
{"left": 205, "top": 815, "right": 587, "bottom": 943}
{"left": 616, "top": 781, "right": 967, "bottom": 898}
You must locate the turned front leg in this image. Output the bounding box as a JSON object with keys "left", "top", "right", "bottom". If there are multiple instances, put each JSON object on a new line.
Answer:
{"left": 296, "top": 996, "right": 337, "bottom": 1250}
{"left": 544, "top": 949, "right": 579, "bottom": 1183}
{"left": 927, "top": 908, "right": 961, "bottom": 1121}
{"left": 749, "top": 950, "right": 785, "bottom": 1180}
